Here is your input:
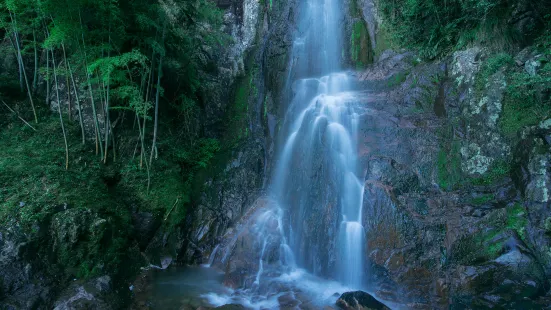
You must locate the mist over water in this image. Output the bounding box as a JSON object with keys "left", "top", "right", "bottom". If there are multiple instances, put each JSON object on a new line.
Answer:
{"left": 202, "top": 0, "right": 369, "bottom": 307}
{"left": 271, "top": 73, "right": 365, "bottom": 287}
{"left": 269, "top": 0, "right": 366, "bottom": 288}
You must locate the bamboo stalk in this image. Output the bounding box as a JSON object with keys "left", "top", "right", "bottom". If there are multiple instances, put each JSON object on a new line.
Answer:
{"left": 51, "top": 49, "right": 70, "bottom": 170}
{"left": 1, "top": 98, "right": 37, "bottom": 131}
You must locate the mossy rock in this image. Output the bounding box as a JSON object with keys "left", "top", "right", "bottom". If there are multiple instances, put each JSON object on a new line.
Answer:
{"left": 544, "top": 217, "right": 551, "bottom": 234}
{"left": 449, "top": 204, "right": 528, "bottom": 265}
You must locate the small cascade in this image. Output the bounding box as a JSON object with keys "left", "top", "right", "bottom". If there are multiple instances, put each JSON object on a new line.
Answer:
{"left": 254, "top": 240, "right": 267, "bottom": 285}
{"left": 249, "top": 204, "right": 298, "bottom": 287}
{"left": 202, "top": 245, "right": 220, "bottom": 268}
{"left": 271, "top": 73, "right": 366, "bottom": 288}
{"left": 200, "top": 0, "right": 370, "bottom": 307}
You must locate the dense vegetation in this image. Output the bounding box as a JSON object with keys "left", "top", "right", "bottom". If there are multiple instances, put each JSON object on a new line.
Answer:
{"left": 0, "top": 0, "right": 231, "bottom": 213}
{"left": 378, "top": 0, "right": 551, "bottom": 59}
{"left": 0, "top": 0, "right": 230, "bottom": 288}
{"left": 377, "top": 0, "right": 551, "bottom": 191}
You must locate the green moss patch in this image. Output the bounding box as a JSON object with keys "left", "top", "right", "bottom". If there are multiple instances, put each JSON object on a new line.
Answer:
{"left": 437, "top": 139, "right": 462, "bottom": 191}
{"left": 450, "top": 203, "right": 528, "bottom": 265}
{"left": 470, "top": 160, "right": 510, "bottom": 186}
{"left": 350, "top": 20, "right": 373, "bottom": 69}
{"left": 348, "top": 0, "right": 373, "bottom": 69}
{"left": 474, "top": 53, "right": 514, "bottom": 95}
{"left": 470, "top": 194, "right": 494, "bottom": 206}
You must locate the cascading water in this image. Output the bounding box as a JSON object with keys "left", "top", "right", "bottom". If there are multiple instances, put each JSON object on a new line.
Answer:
{"left": 272, "top": 74, "right": 365, "bottom": 288}
{"left": 270, "top": 0, "right": 366, "bottom": 288}
{"left": 201, "top": 0, "right": 369, "bottom": 307}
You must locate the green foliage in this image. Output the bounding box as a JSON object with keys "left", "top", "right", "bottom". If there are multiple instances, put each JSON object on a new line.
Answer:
{"left": 499, "top": 58, "right": 551, "bottom": 138}
{"left": 450, "top": 203, "right": 528, "bottom": 265}
{"left": 386, "top": 71, "right": 409, "bottom": 88}
{"left": 0, "top": 0, "right": 242, "bottom": 295}
{"left": 378, "top": 0, "right": 551, "bottom": 59}
{"left": 225, "top": 57, "right": 259, "bottom": 147}
{"left": 0, "top": 105, "right": 219, "bottom": 283}
{"left": 350, "top": 20, "right": 372, "bottom": 69}
{"left": 0, "top": 114, "right": 143, "bottom": 281}
{"left": 470, "top": 194, "right": 494, "bottom": 205}
{"left": 475, "top": 53, "right": 514, "bottom": 94}
{"left": 1, "top": 0, "right": 228, "bottom": 122}
{"left": 470, "top": 160, "right": 510, "bottom": 185}
{"left": 0, "top": 117, "right": 108, "bottom": 225}
{"left": 349, "top": 0, "right": 373, "bottom": 68}
{"left": 437, "top": 140, "right": 462, "bottom": 190}
{"left": 469, "top": 21, "right": 551, "bottom": 139}
{"left": 0, "top": 0, "right": 229, "bottom": 210}
{"left": 507, "top": 203, "right": 527, "bottom": 239}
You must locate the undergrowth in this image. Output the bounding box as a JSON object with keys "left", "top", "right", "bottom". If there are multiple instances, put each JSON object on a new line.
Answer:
{"left": 378, "top": 0, "right": 551, "bottom": 59}
{"left": 0, "top": 99, "right": 222, "bottom": 282}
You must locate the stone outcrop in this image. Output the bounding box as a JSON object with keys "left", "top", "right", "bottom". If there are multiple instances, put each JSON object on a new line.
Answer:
{"left": 142, "top": 0, "right": 298, "bottom": 270}
{"left": 0, "top": 207, "right": 130, "bottom": 309}
{"left": 53, "top": 276, "right": 115, "bottom": 310}
{"left": 336, "top": 291, "right": 390, "bottom": 310}
{"left": 352, "top": 46, "right": 551, "bottom": 308}
{"left": 0, "top": 222, "right": 52, "bottom": 308}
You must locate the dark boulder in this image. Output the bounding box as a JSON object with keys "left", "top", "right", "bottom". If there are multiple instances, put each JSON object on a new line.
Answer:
{"left": 336, "top": 291, "right": 390, "bottom": 310}
{"left": 215, "top": 305, "right": 247, "bottom": 310}
{"left": 131, "top": 210, "right": 161, "bottom": 250}
{"left": 0, "top": 222, "right": 53, "bottom": 309}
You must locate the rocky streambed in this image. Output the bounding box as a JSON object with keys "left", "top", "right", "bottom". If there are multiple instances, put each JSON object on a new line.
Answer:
{"left": 130, "top": 47, "right": 551, "bottom": 309}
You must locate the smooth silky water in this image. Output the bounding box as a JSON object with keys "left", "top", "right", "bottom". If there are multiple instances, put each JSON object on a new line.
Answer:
{"left": 147, "top": 0, "right": 378, "bottom": 308}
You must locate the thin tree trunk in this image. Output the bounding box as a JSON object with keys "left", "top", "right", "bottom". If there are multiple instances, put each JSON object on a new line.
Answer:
{"left": 110, "top": 121, "right": 116, "bottom": 161}
{"left": 10, "top": 12, "right": 38, "bottom": 123}
{"left": 140, "top": 49, "right": 156, "bottom": 169}
{"left": 60, "top": 44, "right": 72, "bottom": 121}
{"left": 102, "top": 29, "right": 112, "bottom": 164}
{"left": 101, "top": 78, "right": 110, "bottom": 163}
{"left": 52, "top": 49, "right": 69, "bottom": 170}
{"left": 132, "top": 113, "right": 142, "bottom": 162}
{"left": 145, "top": 51, "right": 155, "bottom": 103}
{"left": 63, "top": 43, "right": 86, "bottom": 144}
{"left": 141, "top": 67, "right": 152, "bottom": 169}
{"left": 46, "top": 46, "right": 50, "bottom": 106}
{"left": 1, "top": 98, "right": 37, "bottom": 131}
{"left": 149, "top": 24, "right": 166, "bottom": 167}
{"left": 80, "top": 11, "right": 103, "bottom": 156}
{"left": 32, "top": 30, "right": 38, "bottom": 94}
{"left": 10, "top": 35, "right": 24, "bottom": 91}
{"left": 65, "top": 60, "right": 72, "bottom": 121}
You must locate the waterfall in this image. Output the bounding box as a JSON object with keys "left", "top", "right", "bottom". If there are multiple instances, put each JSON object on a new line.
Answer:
{"left": 271, "top": 74, "right": 365, "bottom": 287}
{"left": 270, "top": 0, "right": 366, "bottom": 288}
{"left": 204, "top": 1, "right": 368, "bottom": 307}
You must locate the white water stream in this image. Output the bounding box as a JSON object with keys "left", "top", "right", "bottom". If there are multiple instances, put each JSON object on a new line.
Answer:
{"left": 203, "top": 0, "right": 369, "bottom": 307}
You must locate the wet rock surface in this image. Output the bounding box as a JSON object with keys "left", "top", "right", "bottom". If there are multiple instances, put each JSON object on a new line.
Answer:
{"left": 351, "top": 48, "right": 551, "bottom": 308}
{"left": 336, "top": 291, "right": 390, "bottom": 310}
{"left": 53, "top": 276, "right": 115, "bottom": 310}
{"left": 147, "top": 43, "right": 551, "bottom": 309}
{"left": 0, "top": 222, "right": 52, "bottom": 309}
{"left": 142, "top": 0, "right": 299, "bottom": 270}
{"left": 0, "top": 207, "right": 133, "bottom": 309}
{"left": 3, "top": 1, "right": 551, "bottom": 310}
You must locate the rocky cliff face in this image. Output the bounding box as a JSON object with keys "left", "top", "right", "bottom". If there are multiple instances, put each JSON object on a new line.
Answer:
{"left": 355, "top": 48, "right": 551, "bottom": 308}
{"left": 181, "top": 1, "right": 551, "bottom": 308}
{"left": 344, "top": 2, "right": 551, "bottom": 305}
{"left": 2, "top": 0, "right": 550, "bottom": 309}
{"left": 1, "top": 1, "right": 296, "bottom": 308}
{"left": 142, "top": 0, "right": 298, "bottom": 269}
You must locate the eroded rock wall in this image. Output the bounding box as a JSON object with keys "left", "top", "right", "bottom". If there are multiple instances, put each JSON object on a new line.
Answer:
{"left": 354, "top": 47, "right": 551, "bottom": 309}
{"left": 143, "top": 0, "right": 298, "bottom": 268}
